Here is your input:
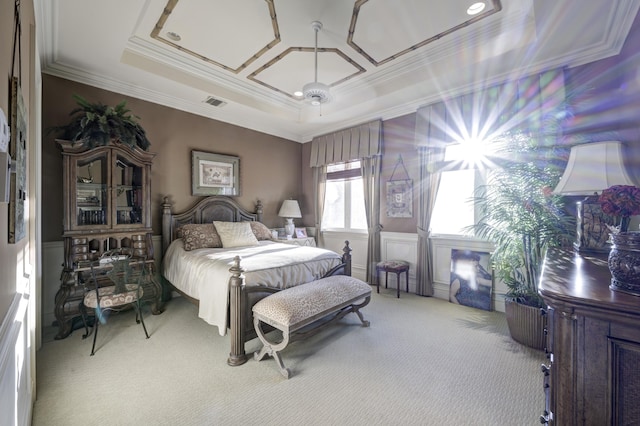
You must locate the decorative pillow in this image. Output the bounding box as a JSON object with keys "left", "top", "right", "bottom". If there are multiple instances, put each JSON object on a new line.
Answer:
{"left": 250, "top": 221, "right": 275, "bottom": 240}
{"left": 180, "top": 223, "right": 223, "bottom": 251}
{"left": 213, "top": 221, "right": 259, "bottom": 248}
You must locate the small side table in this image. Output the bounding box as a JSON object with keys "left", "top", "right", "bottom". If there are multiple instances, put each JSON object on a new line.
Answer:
{"left": 376, "top": 260, "right": 410, "bottom": 298}
{"left": 276, "top": 237, "right": 316, "bottom": 247}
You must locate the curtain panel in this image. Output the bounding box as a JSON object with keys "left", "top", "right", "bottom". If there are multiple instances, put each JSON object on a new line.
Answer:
{"left": 414, "top": 69, "right": 566, "bottom": 296}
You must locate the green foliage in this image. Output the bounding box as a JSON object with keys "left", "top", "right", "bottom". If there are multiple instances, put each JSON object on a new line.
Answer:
{"left": 467, "top": 130, "right": 574, "bottom": 308}
{"left": 49, "top": 95, "right": 151, "bottom": 150}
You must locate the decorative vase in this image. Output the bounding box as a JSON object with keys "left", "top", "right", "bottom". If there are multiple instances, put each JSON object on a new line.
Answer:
{"left": 608, "top": 231, "right": 640, "bottom": 296}
{"left": 504, "top": 299, "right": 546, "bottom": 350}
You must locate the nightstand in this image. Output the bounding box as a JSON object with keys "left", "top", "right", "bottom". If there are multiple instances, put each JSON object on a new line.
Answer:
{"left": 277, "top": 237, "right": 316, "bottom": 247}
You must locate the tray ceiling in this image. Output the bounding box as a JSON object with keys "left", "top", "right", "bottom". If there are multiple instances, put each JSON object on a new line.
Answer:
{"left": 36, "top": 0, "right": 640, "bottom": 142}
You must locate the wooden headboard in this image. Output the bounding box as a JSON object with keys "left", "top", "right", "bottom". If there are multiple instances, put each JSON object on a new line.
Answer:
{"left": 161, "top": 196, "right": 263, "bottom": 253}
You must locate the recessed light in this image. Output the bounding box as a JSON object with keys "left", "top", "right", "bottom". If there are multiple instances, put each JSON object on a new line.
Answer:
{"left": 467, "top": 2, "right": 486, "bottom": 15}
{"left": 166, "top": 31, "right": 181, "bottom": 42}
{"left": 293, "top": 91, "right": 303, "bottom": 97}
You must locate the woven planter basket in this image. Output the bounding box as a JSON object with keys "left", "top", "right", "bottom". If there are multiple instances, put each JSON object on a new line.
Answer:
{"left": 505, "top": 299, "right": 546, "bottom": 350}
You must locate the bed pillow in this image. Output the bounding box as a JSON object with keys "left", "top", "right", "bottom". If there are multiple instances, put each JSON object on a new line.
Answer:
{"left": 213, "top": 221, "right": 260, "bottom": 248}
{"left": 250, "top": 221, "right": 275, "bottom": 241}
{"left": 180, "top": 223, "right": 223, "bottom": 251}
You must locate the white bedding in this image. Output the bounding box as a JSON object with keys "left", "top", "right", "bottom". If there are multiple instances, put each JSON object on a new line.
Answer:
{"left": 162, "top": 239, "right": 342, "bottom": 335}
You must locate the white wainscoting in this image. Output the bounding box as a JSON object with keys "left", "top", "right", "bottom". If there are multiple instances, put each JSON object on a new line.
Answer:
{"left": 41, "top": 236, "right": 163, "bottom": 328}
{"left": 379, "top": 232, "right": 506, "bottom": 312}
{"left": 319, "top": 231, "right": 368, "bottom": 282}
{"left": 0, "top": 290, "right": 32, "bottom": 426}
{"left": 379, "top": 232, "right": 419, "bottom": 293}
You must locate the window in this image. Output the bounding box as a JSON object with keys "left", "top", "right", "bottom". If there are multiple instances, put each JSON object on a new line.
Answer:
{"left": 322, "top": 161, "right": 367, "bottom": 231}
{"left": 430, "top": 142, "right": 491, "bottom": 236}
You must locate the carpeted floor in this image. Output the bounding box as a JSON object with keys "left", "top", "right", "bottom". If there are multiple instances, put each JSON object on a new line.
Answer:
{"left": 33, "top": 289, "right": 546, "bottom": 425}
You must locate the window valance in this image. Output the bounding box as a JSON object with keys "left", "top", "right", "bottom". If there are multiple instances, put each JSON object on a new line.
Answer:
{"left": 309, "top": 120, "right": 382, "bottom": 167}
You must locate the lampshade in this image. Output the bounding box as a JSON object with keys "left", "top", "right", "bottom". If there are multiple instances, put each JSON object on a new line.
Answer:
{"left": 553, "top": 141, "right": 636, "bottom": 195}
{"left": 278, "top": 200, "right": 302, "bottom": 218}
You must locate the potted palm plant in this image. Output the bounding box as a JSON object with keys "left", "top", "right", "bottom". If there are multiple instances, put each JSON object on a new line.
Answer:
{"left": 468, "top": 130, "right": 574, "bottom": 349}
{"left": 49, "top": 95, "right": 151, "bottom": 150}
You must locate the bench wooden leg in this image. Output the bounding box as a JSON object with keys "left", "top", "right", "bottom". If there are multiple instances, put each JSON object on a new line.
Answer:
{"left": 253, "top": 317, "right": 291, "bottom": 379}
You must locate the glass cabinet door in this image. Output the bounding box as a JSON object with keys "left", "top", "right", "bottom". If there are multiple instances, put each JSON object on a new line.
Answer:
{"left": 75, "top": 154, "right": 108, "bottom": 227}
{"left": 115, "top": 154, "right": 145, "bottom": 225}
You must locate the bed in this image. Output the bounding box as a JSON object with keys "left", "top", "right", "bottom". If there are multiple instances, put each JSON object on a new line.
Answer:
{"left": 161, "top": 195, "right": 352, "bottom": 366}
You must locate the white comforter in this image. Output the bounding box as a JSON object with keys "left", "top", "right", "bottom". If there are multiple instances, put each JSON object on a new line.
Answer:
{"left": 163, "top": 240, "right": 342, "bottom": 335}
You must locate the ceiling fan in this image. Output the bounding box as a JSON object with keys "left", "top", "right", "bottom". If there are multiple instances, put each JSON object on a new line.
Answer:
{"left": 301, "top": 21, "right": 331, "bottom": 106}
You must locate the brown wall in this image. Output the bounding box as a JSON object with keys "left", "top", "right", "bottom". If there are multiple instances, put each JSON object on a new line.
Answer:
{"left": 0, "top": 0, "right": 35, "bottom": 325}
{"left": 44, "top": 9, "right": 640, "bottom": 243}
{"left": 42, "top": 75, "right": 303, "bottom": 242}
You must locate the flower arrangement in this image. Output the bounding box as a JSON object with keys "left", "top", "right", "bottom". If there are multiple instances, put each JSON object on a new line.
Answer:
{"left": 598, "top": 185, "right": 640, "bottom": 233}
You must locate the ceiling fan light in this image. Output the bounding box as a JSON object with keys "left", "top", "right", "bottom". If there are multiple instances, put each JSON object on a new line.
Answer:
{"left": 303, "top": 81, "right": 330, "bottom": 105}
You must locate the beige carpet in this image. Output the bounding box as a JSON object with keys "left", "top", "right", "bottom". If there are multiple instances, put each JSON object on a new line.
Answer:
{"left": 33, "top": 289, "right": 546, "bottom": 426}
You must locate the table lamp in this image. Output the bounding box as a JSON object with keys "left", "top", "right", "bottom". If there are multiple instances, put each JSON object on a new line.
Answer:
{"left": 553, "top": 141, "right": 636, "bottom": 253}
{"left": 278, "top": 199, "right": 302, "bottom": 238}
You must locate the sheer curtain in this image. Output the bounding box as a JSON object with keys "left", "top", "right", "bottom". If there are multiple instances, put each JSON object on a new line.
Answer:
{"left": 310, "top": 120, "right": 382, "bottom": 283}
{"left": 414, "top": 69, "right": 566, "bottom": 296}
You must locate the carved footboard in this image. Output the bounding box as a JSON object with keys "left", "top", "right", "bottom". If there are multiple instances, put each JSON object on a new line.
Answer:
{"left": 227, "top": 242, "right": 352, "bottom": 366}
{"left": 160, "top": 196, "right": 352, "bottom": 367}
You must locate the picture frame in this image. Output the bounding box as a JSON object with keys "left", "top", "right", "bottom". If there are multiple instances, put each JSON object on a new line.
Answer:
{"left": 386, "top": 179, "right": 413, "bottom": 218}
{"left": 295, "top": 228, "right": 307, "bottom": 238}
{"left": 191, "top": 150, "right": 239, "bottom": 196}
{"left": 449, "top": 249, "right": 493, "bottom": 311}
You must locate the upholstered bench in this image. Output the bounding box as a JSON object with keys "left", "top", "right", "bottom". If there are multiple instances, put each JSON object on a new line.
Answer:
{"left": 252, "top": 275, "right": 371, "bottom": 378}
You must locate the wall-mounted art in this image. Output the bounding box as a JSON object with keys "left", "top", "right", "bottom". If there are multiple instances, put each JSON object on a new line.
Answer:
{"left": 9, "top": 77, "right": 27, "bottom": 243}
{"left": 449, "top": 249, "right": 493, "bottom": 311}
{"left": 191, "top": 150, "right": 240, "bottom": 196}
{"left": 386, "top": 155, "right": 412, "bottom": 218}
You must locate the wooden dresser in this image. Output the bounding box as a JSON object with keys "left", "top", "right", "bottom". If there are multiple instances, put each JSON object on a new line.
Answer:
{"left": 539, "top": 248, "right": 640, "bottom": 425}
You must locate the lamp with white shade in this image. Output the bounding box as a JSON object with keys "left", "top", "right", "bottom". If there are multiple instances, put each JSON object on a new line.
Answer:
{"left": 553, "top": 141, "right": 637, "bottom": 253}
{"left": 278, "top": 199, "right": 302, "bottom": 239}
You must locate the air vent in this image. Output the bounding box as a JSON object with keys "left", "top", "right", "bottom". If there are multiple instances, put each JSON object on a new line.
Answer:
{"left": 204, "top": 96, "right": 227, "bottom": 107}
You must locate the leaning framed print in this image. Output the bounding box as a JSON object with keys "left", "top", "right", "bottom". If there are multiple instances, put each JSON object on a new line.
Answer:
{"left": 191, "top": 150, "right": 240, "bottom": 196}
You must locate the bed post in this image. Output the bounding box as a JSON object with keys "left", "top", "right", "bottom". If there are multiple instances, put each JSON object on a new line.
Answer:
{"left": 162, "top": 197, "right": 173, "bottom": 254}
{"left": 343, "top": 240, "right": 352, "bottom": 276}
{"left": 255, "top": 199, "right": 263, "bottom": 223}
{"left": 228, "top": 256, "right": 248, "bottom": 366}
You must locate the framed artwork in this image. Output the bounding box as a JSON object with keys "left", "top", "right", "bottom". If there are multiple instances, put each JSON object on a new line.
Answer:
{"left": 191, "top": 151, "right": 239, "bottom": 196}
{"left": 449, "top": 249, "right": 493, "bottom": 311}
{"left": 295, "top": 228, "right": 307, "bottom": 238}
{"left": 386, "top": 179, "right": 413, "bottom": 218}
{"left": 9, "top": 77, "right": 27, "bottom": 243}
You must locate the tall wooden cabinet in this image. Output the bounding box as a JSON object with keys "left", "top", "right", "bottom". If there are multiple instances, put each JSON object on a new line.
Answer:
{"left": 539, "top": 249, "right": 640, "bottom": 425}
{"left": 54, "top": 139, "right": 163, "bottom": 339}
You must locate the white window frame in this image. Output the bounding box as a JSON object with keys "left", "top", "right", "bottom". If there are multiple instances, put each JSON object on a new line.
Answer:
{"left": 321, "top": 161, "right": 368, "bottom": 234}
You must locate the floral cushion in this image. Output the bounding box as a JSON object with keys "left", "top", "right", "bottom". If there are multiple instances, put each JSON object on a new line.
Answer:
{"left": 213, "top": 221, "right": 259, "bottom": 248}
{"left": 180, "top": 223, "right": 223, "bottom": 251}
{"left": 250, "top": 221, "right": 275, "bottom": 241}
{"left": 83, "top": 284, "right": 142, "bottom": 309}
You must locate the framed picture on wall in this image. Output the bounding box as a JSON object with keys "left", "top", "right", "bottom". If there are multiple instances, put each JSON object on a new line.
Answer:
{"left": 386, "top": 179, "right": 413, "bottom": 218}
{"left": 191, "top": 150, "right": 240, "bottom": 196}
